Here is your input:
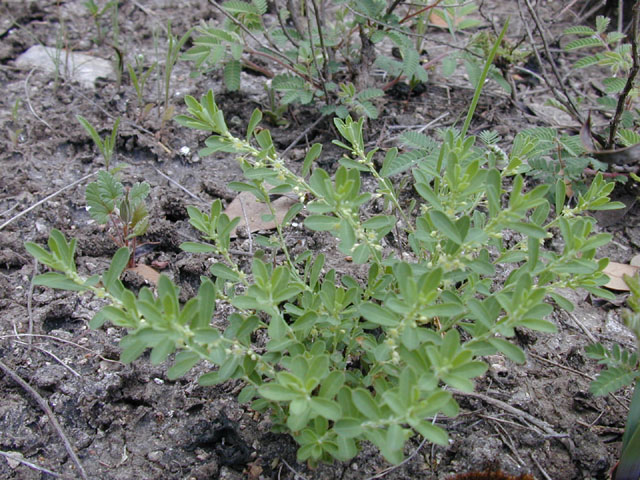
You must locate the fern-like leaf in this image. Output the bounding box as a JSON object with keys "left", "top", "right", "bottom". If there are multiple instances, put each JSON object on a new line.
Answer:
{"left": 224, "top": 59, "right": 242, "bottom": 91}
{"left": 564, "top": 37, "right": 604, "bottom": 51}
{"left": 564, "top": 25, "right": 595, "bottom": 35}
{"left": 590, "top": 366, "right": 638, "bottom": 396}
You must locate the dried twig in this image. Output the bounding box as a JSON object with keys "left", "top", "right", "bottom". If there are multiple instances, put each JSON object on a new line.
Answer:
{"left": 281, "top": 114, "right": 328, "bottom": 158}
{"left": 452, "top": 389, "right": 575, "bottom": 455}
{"left": 606, "top": 1, "right": 640, "bottom": 148}
{"left": 0, "top": 172, "right": 96, "bottom": 231}
{"left": 517, "top": 0, "right": 583, "bottom": 123}
{"left": 153, "top": 167, "right": 208, "bottom": 204}
{"left": 365, "top": 434, "right": 430, "bottom": 479}
{"left": 0, "top": 359, "right": 88, "bottom": 480}
{"left": 24, "top": 68, "right": 54, "bottom": 131}
{"left": 26, "top": 258, "right": 37, "bottom": 344}
{"left": 0, "top": 450, "right": 62, "bottom": 478}
{"left": 280, "top": 458, "right": 308, "bottom": 479}
{"left": 0, "top": 333, "right": 123, "bottom": 364}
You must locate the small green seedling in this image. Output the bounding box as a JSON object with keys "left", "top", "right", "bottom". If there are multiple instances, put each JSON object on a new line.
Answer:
{"left": 77, "top": 115, "right": 120, "bottom": 170}
{"left": 83, "top": 0, "right": 116, "bottom": 46}
{"left": 85, "top": 169, "right": 150, "bottom": 267}
{"left": 127, "top": 54, "right": 157, "bottom": 109}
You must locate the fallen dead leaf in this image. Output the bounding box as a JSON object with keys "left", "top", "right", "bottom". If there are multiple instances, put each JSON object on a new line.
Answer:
{"left": 225, "top": 191, "right": 297, "bottom": 238}
{"left": 128, "top": 264, "right": 161, "bottom": 285}
{"left": 603, "top": 261, "right": 640, "bottom": 291}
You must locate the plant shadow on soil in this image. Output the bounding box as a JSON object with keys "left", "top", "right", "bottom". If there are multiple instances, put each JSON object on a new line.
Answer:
{"left": 0, "top": 0, "right": 639, "bottom": 479}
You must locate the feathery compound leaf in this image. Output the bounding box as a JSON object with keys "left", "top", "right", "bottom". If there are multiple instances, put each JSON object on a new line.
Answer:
{"left": 223, "top": 0, "right": 260, "bottom": 15}
{"left": 399, "top": 131, "right": 438, "bottom": 150}
{"left": 224, "top": 59, "right": 242, "bottom": 91}
{"left": 565, "top": 37, "right": 604, "bottom": 51}
{"left": 564, "top": 25, "right": 595, "bottom": 35}
{"left": 590, "top": 366, "right": 638, "bottom": 396}
{"left": 252, "top": 0, "right": 267, "bottom": 14}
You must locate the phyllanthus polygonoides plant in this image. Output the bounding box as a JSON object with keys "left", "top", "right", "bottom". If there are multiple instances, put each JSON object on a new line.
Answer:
{"left": 25, "top": 28, "right": 624, "bottom": 465}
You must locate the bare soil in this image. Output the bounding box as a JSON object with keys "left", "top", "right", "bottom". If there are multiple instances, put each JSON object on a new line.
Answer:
{"left": 1, "top": 1, "right": 639, "bottom": 479}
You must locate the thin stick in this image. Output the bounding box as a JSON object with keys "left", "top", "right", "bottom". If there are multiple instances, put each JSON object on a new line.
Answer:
{"left": 452, "top": 389, "right": 574, "bottom": 454}
{"left": 529, "top": 352, "right": 594, "bottom": 380}
{"left": 0, "top": 360, "right": 88, "bottom": 480}
{"left": 0, "top": 333, "right": 123, "bottom": 364}
{"left": 0, "top": 450, "right": 62, "bottom": 478}
{"left": 530, "top": 451, "right": 554, "bottom": 480}
{"left": 280, "top": 458, "right": 308, "bottom": 479}
{"left": 15, "top": 341, "right": 82, "bottom": 377}
{"left": 0, "top": 172, "right": 96, "bottom": 231}
{"left": 566, "top": 311, "right": 598, "bottom": 345}
{"left": 365, "top": 435, "right": 430, "bottom": 479}
{"left": 153, "top": 167, "right": 207, "bottom": 204}
{"left": 281, "top": 114, "right": 327, "bottom": 158}
{"left": 238, "top": 196, "right": 254, "bottom": 255}
{"left": 27, "top": 258, "right": 37, "bottom": 344}
{"left": 518, "top": 0, "right": 583, "bottom": 123}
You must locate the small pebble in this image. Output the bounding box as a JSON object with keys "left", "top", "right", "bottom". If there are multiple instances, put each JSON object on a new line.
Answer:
{"left": 147, "top": 450, "right": 163, "bottom": 462}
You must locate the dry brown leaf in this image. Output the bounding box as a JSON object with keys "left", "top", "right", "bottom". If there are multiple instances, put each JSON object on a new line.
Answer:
{"left": 224, "top": 191, "right": 297, "bottom": 238}
{"left": 603, "top": 261, "right": 640, "bottom": 291}
{"left": 429, "top": 11, "right": 449, "bottom": 28}
{"left": 128, "top": 264, "right": 161, "bottom": 285}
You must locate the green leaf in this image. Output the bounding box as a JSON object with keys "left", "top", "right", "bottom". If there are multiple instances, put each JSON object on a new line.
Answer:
{"left": 351, "top": 388, "right": 381, "bottom": 419}
{"left": 180, "top": 241, "right": 215, "bottom": 253}
{"left": 150, "top": 338, "right": 175, "bottom": 365}
{"left": 409, "top": 419, "right": 448, "bottom": 445}
{"left": 220, "top": 58, "right": 241, "bottom": 90}
{"left": 590, "top": 367, "right": 638, "bottom": 396}
{"left": 304, "top": 215, "right": 340, "bottom": 231}
{"left": 309, "top": 397, "right": 341, "bottom": 420}
{"left": 259, "top": 382, "right": 301, "bottom": 401}
{"left": 103, "top": 247, "right": 130, "bottom": 291}
{"left": 168, "top": 351, "right": 200, "bottom": 379}
{"left": 302, "top": 144, "right": 322, "bottom": 177}
{"left": 210, "top": 263, "right": 241, "bottom": 281}
{"left": 33, "top": 272, "right": 88, "bottom": 291}
{"left": 119, "top": 335, "right": 147, "bottom": 363}
{"left": 430, "top": 210, "right": 462, "bottom": 244}
{"left": 334, "top": 418, "right": 363, "bottom": 438}
{"left": 488, "top": 337, "right": 526, "bottom": 364}
{"left": 359, "top": 302, "right": 398, "bottom": 327}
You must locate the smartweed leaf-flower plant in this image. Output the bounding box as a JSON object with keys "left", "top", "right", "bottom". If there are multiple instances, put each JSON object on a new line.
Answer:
{"left": 27, "top": 27, "right": 622, "bottom": 465}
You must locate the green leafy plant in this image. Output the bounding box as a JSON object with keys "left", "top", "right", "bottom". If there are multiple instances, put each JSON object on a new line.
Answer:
{"left": 85, "top": 169, "right": 150, "bottom": 267}
{"left": 6, "top": 97, "right": 24, "bottom": 147}
{"left": 83, "top": 0, "right": 116, "bottom": 46}
{"left": 77, "top": 115, "right": 120, "bottom": 171}
{"left": 183, "top": 0, "right": 482, "bottom": 120}
{"left": 563, "top": 13, "right": 640, "bottom": 149}
{"left": 127, "top": 54, "right": 158, "bottom": 109}
{"left": 516, "top": 127, "right": 607, "bottom": 193}
{"left": 26, "top": 27, "right": 625, "bottom": 465}
{"left": 162, "top": 21, "right": 193, "bottom": 121}
{"left": 586, "top": 273, "right": 640, "bottom": 479}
